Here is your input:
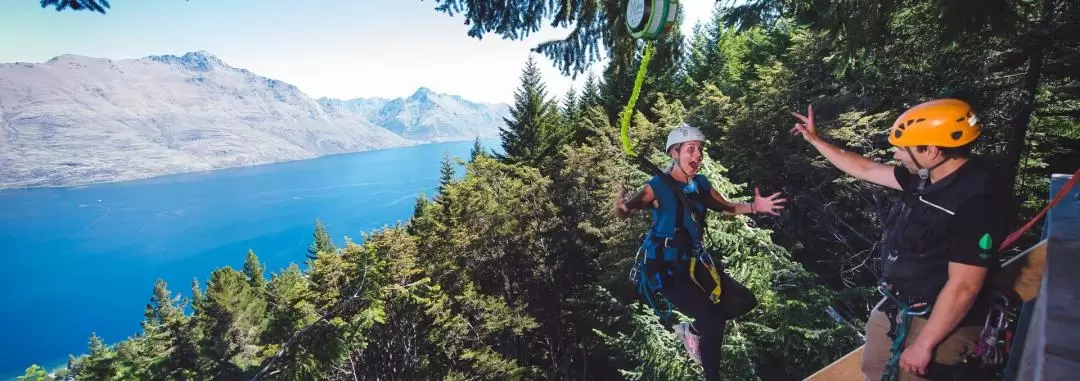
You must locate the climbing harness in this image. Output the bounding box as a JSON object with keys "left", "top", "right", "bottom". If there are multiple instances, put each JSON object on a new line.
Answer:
{"left": 968, "top": 168, "right": 1079, "bottom": 372}
{"left": 689, "top": 244, "right": 725, "bottom": 304}
{"left": 630, "top": 244, "right": 676, "bottom": 320}
{"left": 629, "top": 173, "right": 725, "bottom": 318}
{"left": 878, "top": 282, "right": 932, "bottom": 381}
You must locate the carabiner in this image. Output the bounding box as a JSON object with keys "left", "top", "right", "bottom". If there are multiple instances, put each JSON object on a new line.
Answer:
{"left": 877, "top": 282, "right": 902, "bottom": 304}
{"left": 906, "top": 302, "right": 930, "bottom": 316}
{"left": 990, "top": 306, "right": 1009, "bottom": 332}
{"left": 877, "top": 282, "right": 931, "bottom": 316}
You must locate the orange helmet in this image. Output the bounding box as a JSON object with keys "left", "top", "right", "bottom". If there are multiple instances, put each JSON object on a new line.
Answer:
{"left": 887, "top": 99, "right": 982, "bottom": 147}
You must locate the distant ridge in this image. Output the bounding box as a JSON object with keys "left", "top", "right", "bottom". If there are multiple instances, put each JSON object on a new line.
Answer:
{"left": 0, "top": 51, "right": 510, "bottom": 189}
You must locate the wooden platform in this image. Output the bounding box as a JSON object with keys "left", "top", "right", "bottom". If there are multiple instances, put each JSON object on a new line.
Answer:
{"left": 803, "top": 345, "right": 864, "bottom": 381}
{"left": 993, "top": 239, "right": 1048, "bottom": 303}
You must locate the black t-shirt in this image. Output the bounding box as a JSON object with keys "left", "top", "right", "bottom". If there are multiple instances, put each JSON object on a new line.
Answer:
{"left": 892, "top": 164, "right": 1009, "bottom": 270}
{"left": 892, "top": 161, "right": 1011, "bottom": 324}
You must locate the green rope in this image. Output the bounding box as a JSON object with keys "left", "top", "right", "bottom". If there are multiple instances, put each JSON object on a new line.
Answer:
{"left": 882, "top": 306, "right": 913, "bottom": 381}
{"left": 619, "top": 41, "right": 656, "bottom": 158}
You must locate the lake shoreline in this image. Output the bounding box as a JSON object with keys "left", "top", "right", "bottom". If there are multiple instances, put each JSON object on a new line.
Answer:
{"left": 0, "top": 137, "right": 496, "bottom": 192}
{"left": 0, "top": 138, "right": 501, "bottom": 378}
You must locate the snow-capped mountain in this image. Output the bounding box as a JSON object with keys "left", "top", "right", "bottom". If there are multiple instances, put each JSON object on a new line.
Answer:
{"left": 0, "top": 51, "right": 510, "bottom": 189}
{"left": 369, "top": 87, "right": 508, "bottom": 141}
{"left": 318, "top": 87, "right": 509, "bottom": 142}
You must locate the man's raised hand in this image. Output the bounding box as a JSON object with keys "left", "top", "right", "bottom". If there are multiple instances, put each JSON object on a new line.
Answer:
{"left": 790, "top": 104, "right": 818, "bottom": 143}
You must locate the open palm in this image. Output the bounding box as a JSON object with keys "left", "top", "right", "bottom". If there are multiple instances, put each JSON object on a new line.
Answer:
{"left": 752, "top": 187, "right": 787, "bottom": 216}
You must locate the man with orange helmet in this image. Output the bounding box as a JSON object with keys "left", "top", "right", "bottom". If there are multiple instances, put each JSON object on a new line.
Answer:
{"left": 790, "top": 99, "right": 1011, "bottom": 380}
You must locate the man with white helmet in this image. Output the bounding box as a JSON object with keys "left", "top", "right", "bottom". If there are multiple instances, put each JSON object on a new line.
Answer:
{"left": 615, "top": 123, "right": 787, "bottom": 380}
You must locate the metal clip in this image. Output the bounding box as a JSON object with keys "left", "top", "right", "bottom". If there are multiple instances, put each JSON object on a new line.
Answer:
{"left": 877, "top": 282, "right": 931, "bottom": 316}
{"left": 906, "top": 302, "right": 931, "bottom": 316}
{"left": 628, "top": 245, "right": 645, "bottom": 284}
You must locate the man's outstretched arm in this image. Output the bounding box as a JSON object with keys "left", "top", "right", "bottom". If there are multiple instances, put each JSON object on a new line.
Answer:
{"left": 791, "top": 105, "right": 902, "bottom": 191}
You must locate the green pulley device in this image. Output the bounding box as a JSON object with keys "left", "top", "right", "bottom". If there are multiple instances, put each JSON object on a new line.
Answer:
{"left": 625, "top": 0, "right": 680, "bottom": 40}
{"left": 619, "top": 0, "right": 679, "bottom": 158}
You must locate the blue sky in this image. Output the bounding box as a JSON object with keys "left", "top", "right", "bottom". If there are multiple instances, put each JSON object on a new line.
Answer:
{"left": 1, "top": 0, "right": 718, "bottom": 104}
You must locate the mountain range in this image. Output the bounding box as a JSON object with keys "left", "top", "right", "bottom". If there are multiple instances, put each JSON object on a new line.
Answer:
{"left": 0, "top": 51, "right": 510, "bottom": 189}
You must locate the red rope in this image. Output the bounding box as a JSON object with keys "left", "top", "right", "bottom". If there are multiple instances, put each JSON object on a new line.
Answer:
{"left": 1000, "top": 168, "right": 1080, "bottom": 251}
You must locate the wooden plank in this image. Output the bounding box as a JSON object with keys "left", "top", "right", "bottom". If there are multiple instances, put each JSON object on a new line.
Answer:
{"left": 803, "top": 345, "right": 864, "bottom": 381}
{"left": 993, "top": 239, "right": 1049, "bottom": 303}
{"left": 803, "top": 298, "right": 884, "bottom": 380}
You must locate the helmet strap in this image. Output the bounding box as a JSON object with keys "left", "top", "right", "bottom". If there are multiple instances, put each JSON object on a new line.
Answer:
{"left": 905, "top": 146, "right": 949, "bottom": 191}
{"left": 670, "top": 156, "right": 692, "bottom": 182}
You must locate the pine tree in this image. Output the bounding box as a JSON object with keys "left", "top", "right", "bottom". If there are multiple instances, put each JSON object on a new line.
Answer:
{"left": 428, "top": 0, "right": 632, "bottom": 77}
{"left": 306, "top": 219, "right": 337, "bottom": 260}
{"left": 562, "top": 86, "right": 579, "bottom": 123}
{"left": 495, "top": 55, "right": 567, "bottom": 168}
{"left": 470, "top": 137, "right": 487, "bottom": 162}
{"left": 196, "top": 266, "right": 266, "bottom": 377}
{"left": 562, "top": 86, "right": 588, "bottom": 146}
{"left": 17, "top": 365, "right": 49, "bottom": 381}
{"left": 261, "top": 263, "right": 321, "bottom": 379}
{"left": 190, "top": 277, "right": 203, "bottom": 313}
{"left": 243, "top": 249, "right": 267, "bottom": 291}
{"left": 145, "top": 278, "right": 179, "bottom": 326}
{"left": 139, "top": 279, "right": 176, "bottom": 379}
{"left": 60, "top": 355, "right": 81, "bottom": 381}
{"left": 78, "top": 333, "right": 116, "bottom": 380}
{"left": 40, "top": 0, "right": 110, "bottom": 13}
{"left": 438, "top": 151, "right": 456, "bottom": 196}
{"left": 579, "top": 73, "right": 603, "bottom": 111}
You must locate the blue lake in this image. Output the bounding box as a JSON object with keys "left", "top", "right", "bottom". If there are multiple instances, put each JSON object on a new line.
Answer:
{"left": 0, "top": 139, "right": 497, "bottom": 378}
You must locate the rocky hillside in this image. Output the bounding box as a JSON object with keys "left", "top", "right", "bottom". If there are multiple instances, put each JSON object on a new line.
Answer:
{"left": 0, "top": 51, "right": 509, "bottom": 189}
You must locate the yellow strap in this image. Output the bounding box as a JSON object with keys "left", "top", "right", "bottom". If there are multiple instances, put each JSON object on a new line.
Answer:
{"left": 690, "top": 257, "right": 724, "bottom": 304}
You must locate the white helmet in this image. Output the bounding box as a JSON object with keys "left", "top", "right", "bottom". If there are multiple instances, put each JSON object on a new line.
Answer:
{"left": 665, "top": 123, "right": 706, "bottom": 152}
